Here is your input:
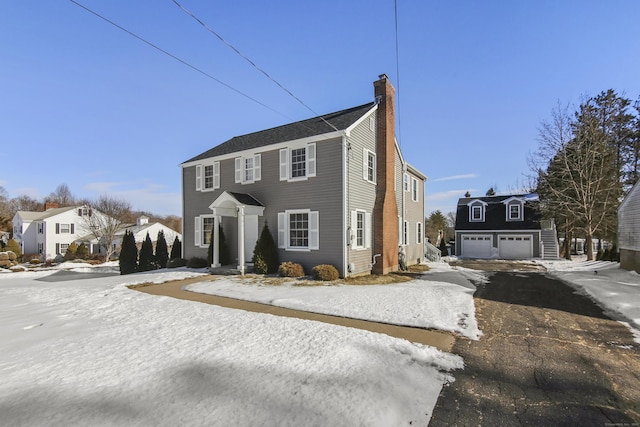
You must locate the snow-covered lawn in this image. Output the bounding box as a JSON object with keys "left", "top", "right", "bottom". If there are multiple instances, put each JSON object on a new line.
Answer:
{"left": 0, "top": 262, "right": 471, "bottom": 426}
{"left": 538, "top": 257, "right": 640, "bottom": 342}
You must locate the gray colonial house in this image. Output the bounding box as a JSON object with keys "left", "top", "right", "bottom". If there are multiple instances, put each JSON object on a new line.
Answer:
{"left": 181, "top": 75, "right": 426, "bottom": 277}
{"left": 454, "top": 193, "right": 558, "bottom": 260}
{"left": 619, "top": 179, "right": 640, "bottom": 273}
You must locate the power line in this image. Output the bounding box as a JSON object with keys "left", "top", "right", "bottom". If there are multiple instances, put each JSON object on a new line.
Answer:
{"left": 170, "top": 0, "right": 341, "bottom": 133}
{"left": 69, "top": 0, "right": 283, "bottom": 116}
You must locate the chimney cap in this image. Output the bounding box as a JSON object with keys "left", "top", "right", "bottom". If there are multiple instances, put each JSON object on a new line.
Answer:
{"left": 378, "top": 73, "right": 388, "bottom": 80}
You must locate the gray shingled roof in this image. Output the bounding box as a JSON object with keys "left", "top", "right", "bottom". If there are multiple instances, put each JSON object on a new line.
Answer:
{"left": 184, "top": 102, "right": 375, "bottom": 163}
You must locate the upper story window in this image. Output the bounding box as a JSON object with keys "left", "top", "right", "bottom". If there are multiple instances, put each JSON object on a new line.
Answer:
{"left": 236, "top": 154, "right": 261, "bottom": 184}
{"left": 403, "top": 173, "right": 409, "bottom": 192}
{"left": 195, "top": 162, "right": 220, "bottom": 191}
{"left": 56, "top": 223, "right": 74, "bottom": 234}
{"left": 467, "top": 200, "right": 487, "bottom": 222}
{"left": 509, "top": 204, "right": 521, "bottom": 220}
{"left": 37, "top": 222, "right": 44, "bottom": 234}
{"left": 503, "top": 197, "right": 524, "bottom": 221}
{"left": 363, "top": 149, "right": 376, "bottom": 183}
{"left": 411, "top": 177, "right": 419, "bottom": 202}
{"left": 280, "top": 143, "right": 316, "bottom": 182}
{"left": 77, "top": 207, "right": 91, "bottom": 216}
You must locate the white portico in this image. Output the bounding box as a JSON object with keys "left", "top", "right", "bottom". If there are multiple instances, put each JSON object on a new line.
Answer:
{"left": 209, "top": 191, "right": 265, "bottom": 274}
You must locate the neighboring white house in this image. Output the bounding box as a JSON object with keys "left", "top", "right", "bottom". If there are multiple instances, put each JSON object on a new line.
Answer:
{"left": 12, "top": 204, "right": 102, "bottom": 260}
{"left": 619, "top": 179, "right": 640, "bottom": 273}
{"left": 111, "top": 216, "right": 181, "bottom": 253}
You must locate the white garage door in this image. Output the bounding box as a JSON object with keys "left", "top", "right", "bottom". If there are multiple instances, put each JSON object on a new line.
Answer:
{"left": 461, "top": 235, "right": 492, "bottom": 258}
{"left": 498, "top": 235, "right": 533, "bottom": 259}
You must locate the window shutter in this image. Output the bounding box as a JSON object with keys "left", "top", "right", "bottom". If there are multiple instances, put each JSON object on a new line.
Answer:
{"left": 398, "top": 216, "right": 402, "bottom": 245}
{"left": 254, "top": 154, "right": 261, "bottom": 181}
{"left": 279, "top": 149, "right": 288, "bottom": 181}
{"left": 365, "top": 212, "right": 372, "bottom": 249}
{"left": 350, "top": 211, "right": 357, "bottom": 246}
{"left": 194, "top": 217, "right": 201, "bottom": 246}
{"left": 213, "top": 162, "right": 220, "bottom": 189}
{"left": 195, "top": 165, "right": 202, "bottom": 191}
{"left": 277, "top": 212, "right": 285, "bottom": 248}
{"left": 56, "top": 243, "right": 60, "bottom": 254}
{"left": 56, "top": 223, "right": 60, "bottom": 234}
{"left": 235, "top": 158, "right": 242, "bottom": 183}
{"left": 307, "top": 143, "right": 316, "bottom": 177}
{"left": 71, "top": 224, "right": 75, "bottom": 234}
{"left": 309, "top": 211, "right": 319, "bottom": 250}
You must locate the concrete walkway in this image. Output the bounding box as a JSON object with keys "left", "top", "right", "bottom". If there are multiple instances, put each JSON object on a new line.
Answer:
{"left": 134, "top": 276, "right": 456, "bottom": 352}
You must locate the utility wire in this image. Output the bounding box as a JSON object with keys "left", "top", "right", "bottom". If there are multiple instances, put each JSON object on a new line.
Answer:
{"left": 69, "top": 0, "right": 282, "bottom": 116}
{"left": 394, "top": 0, "right": 403, "bottom": 147}
{"left": 170, "top": 0, "right": 341, "bottom": 134}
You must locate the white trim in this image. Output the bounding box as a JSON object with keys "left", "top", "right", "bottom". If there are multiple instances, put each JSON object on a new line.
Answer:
{"left": 416, "top": 221, "right": 423, "bottom": 244}
{"left": 195, "top": 165, "right": 202, "bottom": 191}
{"left": 279, "top": 209, "right": 319, "bottom": 251}
{"left": 411, "top": 177, "right": 419, "bottom": 202}
{"left": 363, "top": 149, "right": 376, "bottom": 184}
{"left": 352, "top": 209, "right": 366, "bottom": 250}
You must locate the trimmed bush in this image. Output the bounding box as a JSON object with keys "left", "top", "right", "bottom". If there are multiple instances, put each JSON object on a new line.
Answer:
{"left": 278, "top": 261, "right": 305, "bottom": 278}
{"left": 170, "top": 236, "right": 182, "bottom": 260}
{"left": 167, "top": 258, "right": 187, "bottom": 268}
{"left": 187, "top": 257, "right": 208, "bottom": 268}
{"left": 138, "top": 232, "right": 156, "bottom": 272}
{"left": 119, "top": 230, "right": 138, "bottom": 275}
{"left": 76, "top": 243, "right": 89, "bottom": 259}
{"left": 252, "top": 222, "right": 279, "bottom": 274}
{"left": 155, "top": 230, "right": 169, "bottom": 269}
{"left": 64, "top": 242, "right": 78, "bottom": 260}
{"left": 312, "top": 264, "right": 339, "bottom": 281}
{"left": 5, "top": 239, "right": 22, "bottom": 259}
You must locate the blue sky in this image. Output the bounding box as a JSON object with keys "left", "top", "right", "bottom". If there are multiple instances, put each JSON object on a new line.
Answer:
{"left": 2, "top": 1, "right": 639, "bottom": 217}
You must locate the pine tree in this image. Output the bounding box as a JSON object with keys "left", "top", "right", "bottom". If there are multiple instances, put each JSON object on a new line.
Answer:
{"left": 64, "top": 242, "right": 78, "bottom": 260}
{"left": 76, "top": 243, "right": 89, "bottom": 259}
{"left": 170, "top": 236, "right": 181, "bottom": 260}
{"left": 119, "top": 230, "right": 138, "bottom": 275}
{"left": 138, "top": 232, "right": 156, "bottom": 272}
{"left": 252, "top": 221, "right": 279, "bottom": 274}
{"left": 438, "top": 238, "right": 449, "bottom": 256}
{"left": 155, "top": 230, "right": 169, "bottom": 268}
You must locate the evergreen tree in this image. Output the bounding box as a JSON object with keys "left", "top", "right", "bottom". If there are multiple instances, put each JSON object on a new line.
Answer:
{"left": 170, "top": 236, "right": 182, "bottom": 260}
{"left": 138, "top": 232, "right": 155, "bottom": 272}
{"left": 438, "top": 238, "right": 449, "bottom": 256}
{"left": 119, "top": 230, "right": 138, "bottom": 275}
{"left": 64, "top": 242, "right": 78, "bottom": 260}
{"left": 5, "top": 239, "right": 22, "bottom": 259}
{"left": 76, "top": 243, "right": 89, "bottom": 259}
{"left": 252, "top": 221, "right": 279, "bottom": 274}
{"left": 219, "top": 225, "right": 230, "bottom": 265}
{"left": 155, "top": 230, "right": 169, "bottom": 268}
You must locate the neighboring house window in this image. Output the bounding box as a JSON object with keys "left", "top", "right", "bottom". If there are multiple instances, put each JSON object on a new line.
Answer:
{"left": 351, "top": 210, "right": 371, "bottom": 249}
{"left": 411, "top": 178, "right": 419, "bottom": 202}
{"left": 78, "top": 207, "right": 90, "bottom": 216}
{"left": 56, "top": 223, "right": 74, "bottom": 234}
{"left": 277, "top": 210, "right": 319, "bottom": 250}
{"left": 508, "top": 204, "right": 522, "bottom": 221}
{"left": 57, "top": 243, "right": 69, "bottom": 254}
{"left": 403, "top": 220, "right": 408, "bottom": 245}
{"left": 416, "top": 222, "right": 423, "bottom": 244}
{"left": 403, "top": 173, "right": 409, "bottom": 192}
{"left": 235, "top": 155, "right": 261, "bottom": 184}
{"left": 196, "top": 162, "right": 220, "bottom": 191}
{"left": 279, "top": 143, "right": 316, "bottom": 181}
{"left": 364, "top": 149, "right": 376, "bottom": 183}
{"left": 38, "top": 243, "right": 43, "bottom": 254}
{"left": 194, "top": 215, "right": 215, "bottom": 247}
{"left": 37, "top": 223, "right": 43, "bottom": 234}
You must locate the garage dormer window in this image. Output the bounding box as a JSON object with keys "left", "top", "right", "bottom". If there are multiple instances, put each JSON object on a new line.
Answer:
{"left": 503, "top": 197, "right": 524, "bottom": 221}
{"left": 467, "top": 200, "right": 487, "bottom": 222}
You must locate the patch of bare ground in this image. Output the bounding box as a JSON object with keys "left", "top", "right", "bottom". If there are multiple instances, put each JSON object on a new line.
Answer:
{"left": 449, "top": 259, "right": 546, "bottom": 272}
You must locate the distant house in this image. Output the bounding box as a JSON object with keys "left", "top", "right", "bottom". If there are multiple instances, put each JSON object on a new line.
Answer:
{"left": 12, "top": 203, "right": 103, "bottom": 259}
{"left": 181, "top": 75, "right": 426, "bottom": 276}
{"left": 619, "top": 180, "right": 640, "bottom": 273}
{"left": 454, "top": 194, "right": 558, "bottom": 259}
{"left": 112, "top": 216, "right": 181, "bottom": 253}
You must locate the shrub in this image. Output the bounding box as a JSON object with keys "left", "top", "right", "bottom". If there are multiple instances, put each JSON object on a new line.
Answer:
{"left": 252, "top": 222, "right": 279, "bottom": 274}
{"left": 187, "top": 257, "right": 209, "bottom": 268}
{"left": 119, "top": 230, "right": 138, "bottom": 275}
{"left": 155, "top": 230, "right": 169, "bottom": 269}
{"left": 76, "top": 243, "right": 89, "bottom": 259}
{"left": 138, "top": 232, "right": 156, "bottom": 272}
{"left": 64, "top": 242, "right": 78, "bottom": 260}
{"left": 5, "top": 239, "right": 22, "bottom": 259}
{"left": 312, "top": 264, "right": 339, "bottom": 281}
{"left": 278, "top": 261, "right": 305, "bottom": 278}
{"left": 167, "top": 258, "right": 187, "bottom": 268}
{"left": 170, "top": 236, "right": 182, "bottom": 260}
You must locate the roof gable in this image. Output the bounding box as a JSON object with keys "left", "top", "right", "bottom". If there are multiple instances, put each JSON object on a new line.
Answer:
{"left": 455, "top": 194, "right": 541, "bottom": 230}
{"left": 184, "top": 103, "right": 375, "bottom": 163}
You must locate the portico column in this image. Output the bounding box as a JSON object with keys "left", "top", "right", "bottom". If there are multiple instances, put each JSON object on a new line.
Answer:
{"left": 212, "top": 215, "right": 220, "bottom": 268}
{"left": 237, "top": 206, "right": 245, "bottom": 275}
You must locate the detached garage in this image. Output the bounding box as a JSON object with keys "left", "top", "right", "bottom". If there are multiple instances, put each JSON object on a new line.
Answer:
{"left": 461, "top": 235, "right": 492, "bottom": 258}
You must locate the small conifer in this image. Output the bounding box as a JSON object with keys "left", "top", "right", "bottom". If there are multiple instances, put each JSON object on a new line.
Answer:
{"left": 119, "top": 230, "right": 138, "bottom": 275}
{"left": 170, "top": 236, "right": 182, "bottom": 260}
{"left": 155, "top": 230, "right": 169, "bottom": 268}
{"left": 138, "top": 232, "right": 156, "bottom": 272}
{"left": 252, "top": 222, "right": 279, "bottom": 274}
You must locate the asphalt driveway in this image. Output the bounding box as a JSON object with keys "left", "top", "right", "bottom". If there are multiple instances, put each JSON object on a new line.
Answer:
{"left": 430, "top": 265, "right": 640, "bottom": 426}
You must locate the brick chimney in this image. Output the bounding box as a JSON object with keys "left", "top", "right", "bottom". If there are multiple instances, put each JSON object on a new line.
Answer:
{"left": 44, "top": 201, "right": 59, "bottom": 210}
{"left": 372, "top": 74, "right": 399, "bottom": 275}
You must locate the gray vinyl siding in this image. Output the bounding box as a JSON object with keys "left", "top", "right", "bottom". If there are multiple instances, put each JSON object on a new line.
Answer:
{"left": 183, "top": 137, "right": 345, "bottom": 274}
{"left": 346, "top": 111, "right": 377, "bottom": 275}
{"left": 619, "top": 182, "right": 640, "bottom": 272}
{"left": 404, "top": 169, "right": 425, "bottom": 264}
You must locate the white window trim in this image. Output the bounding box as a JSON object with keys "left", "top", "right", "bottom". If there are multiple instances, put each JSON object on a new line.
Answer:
{"left": 506, "top": 203, "right": 523, "bottom": 221}
{"left": 363, "top": 149, "right": 376, "bottom": 184}
{"left": 351, "top": 209, "right": 372, "bottom": 250}
{"left": 277, "top": 209, "right": 319, "bottom": 251}
{"left": 416, "top": 222, "right": 423, "bottom": 244}
{"left": 403, "top": 220, "right": 408, "bottom": 245}
{"left": 403, "top": 173, "right": 409, "bottom": 192}
{"left": 194, "top": 215, "right": 215, "bottom": 248}
{"left": 235, "top": 154, "right": 261, "bottom": 185}
{"left": 196, "top": 162, "right": 220, "bottom": 191}
{"left": 279, "top": 143, "right": 316, "bottom": 182}
{"left": 469, "top": 204, "right": 486, "bottom": 222}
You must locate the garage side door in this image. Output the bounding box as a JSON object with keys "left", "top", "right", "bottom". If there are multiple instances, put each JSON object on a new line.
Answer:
{"left": 498, "top": 235, "right": 533, "bottom": 259}
{"left": 461, "top": 235, "right": 492, "bottom": 258}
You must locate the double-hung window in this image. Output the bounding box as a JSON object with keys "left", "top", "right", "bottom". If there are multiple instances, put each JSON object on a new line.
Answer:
{"left": 278, "top": 209, "right": 319, "bottom": 250}
{"left": 363, "top": 149, "right": 376, "bottom": 183}
{"left": 56, "top": 223, "right": 74, "bottom": 234}
{"left": 508, "top": 204, "right": 522, "bottom": 221}
{"left": 235, "top": 155, "right": 261, "bottom": 184}
{"left": 416, "top": 222, "right": 423, "bottom": 244}
{"left": 403, "top": 173, "right": 409, "bottom": 192}
{"left": 37, "top": 223, "right": 43, "bottom": 234}
{"left": 279, "top": 143, "right": 316, "bottom": 181}
{"left": 195, "top": 162, "right": 220, "bottom": 191}
{"left": 411, "top": 178, "right": 419, "bottom": 202}
{"left": 194, "top": 215, "right": 215, "bottom": 247}
{"left": 351, "top": 210, "right": 371, "bottom": 249}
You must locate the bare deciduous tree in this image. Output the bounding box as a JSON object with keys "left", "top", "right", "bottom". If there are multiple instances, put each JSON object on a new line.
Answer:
{"left": 48, "top": 183, "right": 75, "bottom": 206}
{"left": 81, "top": 195, "right": 132, "bottom": 260}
